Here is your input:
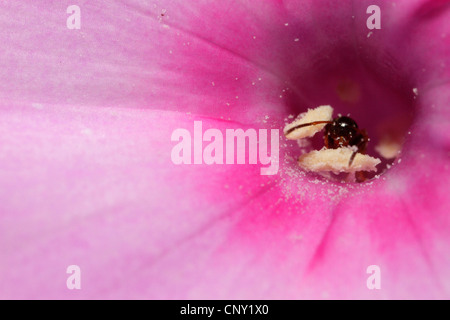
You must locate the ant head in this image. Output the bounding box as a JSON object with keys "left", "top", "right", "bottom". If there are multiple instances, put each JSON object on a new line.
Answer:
{"left": 324, "top": 116, "right": 361, "bottom": 148}
{"left": 333, "top": 116, "right": 358, "bottom": 129}
{"left": 327, "top": 116, "right": 358, "bottom": 137}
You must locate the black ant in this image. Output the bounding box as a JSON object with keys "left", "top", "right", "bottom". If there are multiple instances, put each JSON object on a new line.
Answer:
{"left": 285, "top": 116, "right": 369, "bottom": 167}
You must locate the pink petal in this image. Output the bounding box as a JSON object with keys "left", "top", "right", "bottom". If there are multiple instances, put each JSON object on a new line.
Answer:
{"left": 0, "top": 104, "right": 270, "bottom": 298}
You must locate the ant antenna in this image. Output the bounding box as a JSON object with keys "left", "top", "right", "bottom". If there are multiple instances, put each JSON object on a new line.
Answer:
{"left": 285, "top": 121, "right": 332, "bottom": 135}
{"left": 348, "top": 128, "right": 369, "bottom": 167}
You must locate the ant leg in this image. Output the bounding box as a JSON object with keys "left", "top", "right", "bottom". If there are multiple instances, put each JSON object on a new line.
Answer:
{"left": 284, "top": 121, "right": 332, "bottom": 136}
{"left": 348, "top": 129, "right": 369, "bottom": 167}
{"left": 355, "top": 171, "right": 366, "bottom": 182}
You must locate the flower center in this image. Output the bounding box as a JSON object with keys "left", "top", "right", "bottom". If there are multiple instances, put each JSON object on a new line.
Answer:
{"left": 281, "top": 44, "right": 415, "bottom": 182}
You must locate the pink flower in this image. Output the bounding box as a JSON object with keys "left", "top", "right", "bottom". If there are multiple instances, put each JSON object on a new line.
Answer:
{"left": 0, "top": 0, "right": 449, "bottom": 299}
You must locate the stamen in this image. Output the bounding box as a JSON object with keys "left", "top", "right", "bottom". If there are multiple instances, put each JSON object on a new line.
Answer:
{"left": 375, "top": 139, "right": 402, "bottom": 159}
{"left": 298, "top": 147, "right": 381, "bottom": 174}
{"left": 284, "top": 105, "right": 333, "bottom": 139}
